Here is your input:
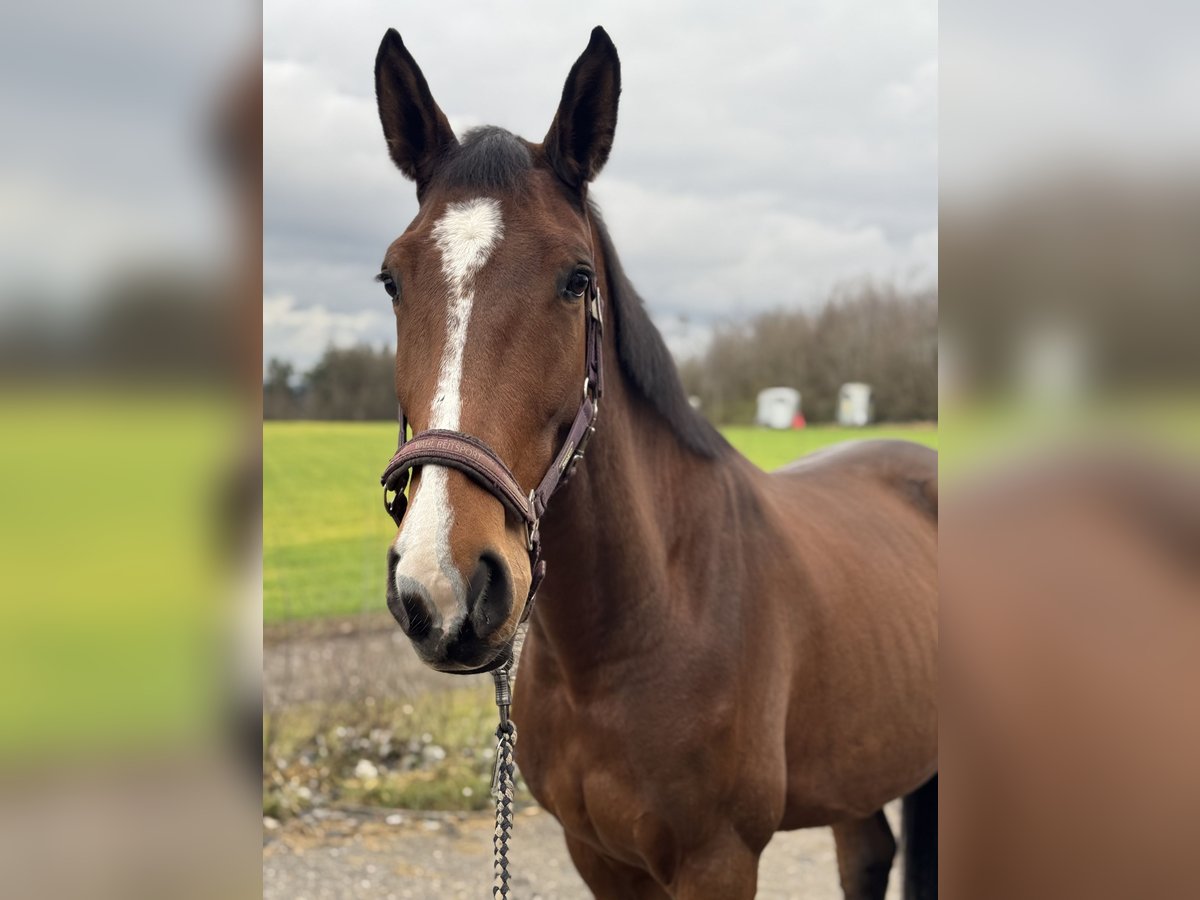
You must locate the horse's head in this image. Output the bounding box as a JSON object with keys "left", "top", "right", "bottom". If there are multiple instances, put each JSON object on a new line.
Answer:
{"left": 374, "top": 27, "right": 620, "bottom": 672}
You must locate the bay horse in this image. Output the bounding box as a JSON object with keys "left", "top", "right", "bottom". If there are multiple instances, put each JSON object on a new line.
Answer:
{"left": 373, "top": 26, "right": 937, "bottom": 899}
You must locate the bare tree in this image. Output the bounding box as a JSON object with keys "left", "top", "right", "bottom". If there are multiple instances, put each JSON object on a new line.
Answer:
{"left": 263, "top": 358, "right": 299, "bottom": 419}
{"left": 681, "top": 282, "right": 937, "bottom": 424}
{"left": 303, "top": 345, "right": 397, "bottom": 420}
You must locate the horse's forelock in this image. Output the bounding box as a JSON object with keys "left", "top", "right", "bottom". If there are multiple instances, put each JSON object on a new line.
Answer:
{"left": 436, "top": 127, "right": 533, "bottom": 193}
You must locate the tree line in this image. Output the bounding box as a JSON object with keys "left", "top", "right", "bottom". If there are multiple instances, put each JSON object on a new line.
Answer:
{"left": 678, "top": 281, "right": 937, "bottom": 424}
{"left": 265, "top": 281, "right": 936, "bottom": 424}
{"left": 264, "top": 345, "right": 398, "bottom": 420}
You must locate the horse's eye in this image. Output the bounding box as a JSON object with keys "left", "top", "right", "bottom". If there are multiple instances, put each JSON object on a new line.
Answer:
{"left": 566, "top": 270, "right": 591, "bottom": 299}
{"left": 380, "top": 273, "right": 399, "bottom": 301}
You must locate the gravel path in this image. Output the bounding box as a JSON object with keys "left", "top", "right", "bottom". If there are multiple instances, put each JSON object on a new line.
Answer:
{"left": 264, "top": 805, "right": 903, "bottom": 899}
{"left": 264, "top": 619, "right": 904, "bottom": 898}
{"left": 265, "top": 615, "right": 461, "bottom": 711}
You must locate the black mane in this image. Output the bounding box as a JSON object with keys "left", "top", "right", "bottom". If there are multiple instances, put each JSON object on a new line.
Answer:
{"left": 590, "top": 204, "right": 729, "bottom": 460}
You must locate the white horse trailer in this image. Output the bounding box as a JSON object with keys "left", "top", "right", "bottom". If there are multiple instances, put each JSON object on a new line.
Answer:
{"left": 837, "top": 382, "right": 873, "bottom": 427}
{"left": 755, "top": 387, "right": 801, "bottom": 430}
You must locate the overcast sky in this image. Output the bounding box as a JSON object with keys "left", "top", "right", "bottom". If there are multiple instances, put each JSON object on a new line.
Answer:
{"left": 0, "top": 0, "right": 249, "bottom": 306}
{"left": 264, "top": 1, "right": 937, "bottom": 370}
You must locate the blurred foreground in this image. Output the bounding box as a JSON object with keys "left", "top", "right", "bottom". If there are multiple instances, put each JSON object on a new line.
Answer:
{"left": 0, "top": 1, "right": 262, "bottom": 897}
{"left": 941, "top": 0, "right": 1200, "bottom": 895}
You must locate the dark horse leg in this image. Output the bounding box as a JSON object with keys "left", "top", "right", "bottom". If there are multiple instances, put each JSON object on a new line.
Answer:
{"left": 833, "top": 810, "right": 897, "bottom": 900}
{"left": 901, "top": 775, "right": 938, "bottom": 900}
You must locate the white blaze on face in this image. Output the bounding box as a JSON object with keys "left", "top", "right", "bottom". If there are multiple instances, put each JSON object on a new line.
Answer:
{"left": 393, "top": 198, "right": 504, "bottom": 626}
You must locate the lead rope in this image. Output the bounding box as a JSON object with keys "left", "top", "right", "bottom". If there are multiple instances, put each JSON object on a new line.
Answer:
{"left": 489, "top": 625, "right": 526, "bottom": 898}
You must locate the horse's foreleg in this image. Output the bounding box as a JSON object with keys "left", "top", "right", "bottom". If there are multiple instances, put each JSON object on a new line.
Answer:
{"left": 563, "top": 834, "right": 669, "bottom": 900}
{"left": 832, "top": 810, "right": 897, "bottom": 900}
{"left": 669, "top": 834, "right": 760, "bottom": 900}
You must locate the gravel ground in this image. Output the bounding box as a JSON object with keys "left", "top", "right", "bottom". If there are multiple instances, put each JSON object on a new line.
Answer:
{"left": 265, "top": 615, "right": 459, "bottom": 711}
{"left": 264, "top": 620, "right": 904, "bottom": 898}
{"left": 263, "top": 805, "right": 903, "bottom": 899}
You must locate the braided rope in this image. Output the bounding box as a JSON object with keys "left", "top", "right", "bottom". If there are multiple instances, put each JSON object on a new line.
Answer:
{"left": 492, "top": 717, "right": 517, "bottom": 898}
{"left": 490, "top": 627, "right": 526, "bottom": 899}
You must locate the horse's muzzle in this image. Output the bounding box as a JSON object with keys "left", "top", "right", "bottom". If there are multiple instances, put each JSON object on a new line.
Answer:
{"left": 386, "top": 546, "right": 514, "bottom": 672}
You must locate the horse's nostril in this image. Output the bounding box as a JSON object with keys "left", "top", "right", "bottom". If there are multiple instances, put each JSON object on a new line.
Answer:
{"left": 387, "top": 554, "right": 435, "bottom": 641}
{"left": 399, "top": 589, "right": 433, "bottom": 641}
{"left": 467, "top": 550, "right": 512, "bottom": 639}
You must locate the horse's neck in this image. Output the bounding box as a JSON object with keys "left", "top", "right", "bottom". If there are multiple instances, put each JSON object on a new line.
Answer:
{"left": 528, "top": 370, "right": 748, "bottom": 685}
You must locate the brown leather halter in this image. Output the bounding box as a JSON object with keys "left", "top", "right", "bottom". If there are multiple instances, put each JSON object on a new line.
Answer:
{"left": 380, "top": 276, "right": 604, "bottom": 624}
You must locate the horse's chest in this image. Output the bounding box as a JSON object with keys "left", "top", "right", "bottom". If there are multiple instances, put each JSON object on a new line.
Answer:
{"left": 514, "top": 690, "right": 685, "bottom": 866}
{"left": 518, "top": 705, "right": 624, "bottom": 820}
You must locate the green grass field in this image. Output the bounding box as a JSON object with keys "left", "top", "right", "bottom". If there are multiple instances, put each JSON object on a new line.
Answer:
{"left": 0, "top": 390, "right": 234, "bottom": 761}
{"left": 264, "top": 421, "right": 937, "bottom": 623}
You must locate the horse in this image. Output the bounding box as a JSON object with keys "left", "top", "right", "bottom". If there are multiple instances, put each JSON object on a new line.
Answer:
{"left": 372, "top": 26, "right": 938, "bottom": 899}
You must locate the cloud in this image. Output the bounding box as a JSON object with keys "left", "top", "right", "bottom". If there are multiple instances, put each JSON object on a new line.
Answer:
{"left": 0, "top": 0, "right": 250, "bottom": 302}
{"left": 941, "top": 3, "right": 1200, "bottom": 197}
{"left": 596, "top": 178, "right": 935, "bottom": 320}
{"left": 880, "top": 59, "right": 938, "bottom": 122}
{"left": 653, "top": 314, "right": 717, "bottom": 362}
{"left": 264, "top": 0, "right": 938, "bottom": 367}
{"left": 263, "top": 293, "right": 392, "bottom": 371}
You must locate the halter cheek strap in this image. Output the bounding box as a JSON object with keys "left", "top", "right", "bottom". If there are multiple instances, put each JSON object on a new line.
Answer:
{"left": 380, "top": 280, "right": 604, "bottom": 620}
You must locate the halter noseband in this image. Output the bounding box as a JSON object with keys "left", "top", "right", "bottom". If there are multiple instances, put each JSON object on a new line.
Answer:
{"left": 380, "top": 278, "right": 604, "bottom": 623}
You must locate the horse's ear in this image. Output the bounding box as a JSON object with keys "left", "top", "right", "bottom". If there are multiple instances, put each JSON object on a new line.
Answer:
{"left": 544, "top": 27, "right": 621, "bottom": 191}
{"left": 375, "top": 29, "right": 458, "bottom": 194}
